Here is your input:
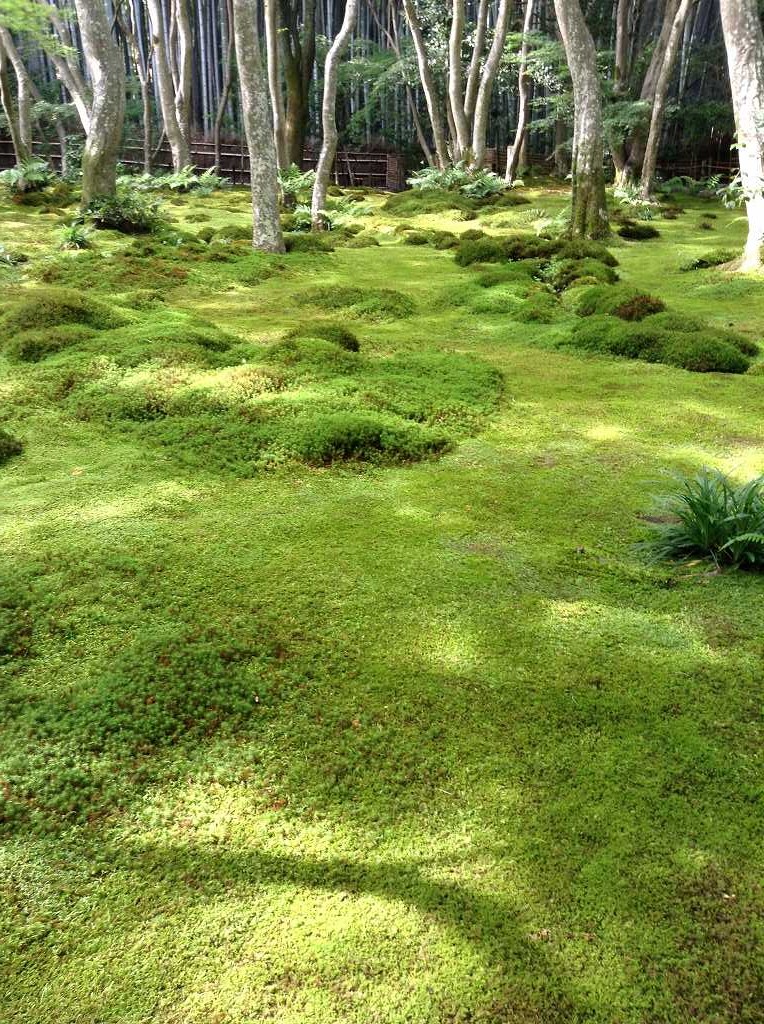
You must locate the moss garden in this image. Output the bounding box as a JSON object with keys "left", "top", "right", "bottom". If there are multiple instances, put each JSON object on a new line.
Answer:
{"left": 2, "top": 180, "right": 764, "bottom": 1024}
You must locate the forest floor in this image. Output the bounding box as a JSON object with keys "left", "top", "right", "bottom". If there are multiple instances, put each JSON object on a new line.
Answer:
{"left": 1, "top": 181, "right": 763, "bottom": 1023}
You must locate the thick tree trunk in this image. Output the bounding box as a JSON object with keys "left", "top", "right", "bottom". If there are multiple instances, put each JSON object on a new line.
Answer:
{"left": 146, "top": 0, "right": 191, "bottom": 170}
{"left": 720, "top": 0, "right": 764, "bottom": 272}
{"left": 402, "top": 0, "right": 449, "bottom": 169}
{"left": 448, "top": 0, "right": 470, "bottom": 161}
{"left": 280, "top": 0, "right": 316, "bottom": 169}
{"left": 640, "top": 0, "right": 695, "bottom": 199}
{"left": 231, "top": 0, "right": 284, "bottom": 252}
{"left": 553, "top": 0, "right": 609, "bottom": 238}
{"left": 73, "top": 0, "right": 125, "bottom": 205}
{"left": 464, "top": 0, "right": 489, "bottom": 124}
{"left": 311, "top": 0, "right": 358, "bottom": 228}
{"left": 470, "top": 0, "right": 511, "bottom": 169}
{"left": 505, "top": 0, "right": 535, "bottom": 184}
{"left": 265, "top": 0, "right": 288, "bottom": 168}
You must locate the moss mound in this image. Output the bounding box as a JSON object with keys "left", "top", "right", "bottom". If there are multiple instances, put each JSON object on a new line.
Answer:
{"left": 284, "top": 232, "right": 335, "bottom": 254}
{"left": 618, "top": 221, "right": 661, "bottom": 241}
{"left": 305, "top": 285, "right": 416, "bottom": 321}
{"left": 680, "top": 249, "right": 738, "bottom": 271}
{"left": 545, "top": 258, "right": 618, "bottom": 292}
{"left": 0, "top": 428, "right": 23, "bottom": 465}
{"left": 287, "top": 321, "right": 360, "bottom": 352}
{"left": 5, "top": 324, "right": 96, "bottom": 362}
{"left": 563, "top": 316, "right": 750, "bottom": 373}
{"left": 2, "top": 287, "right": 127, "bottom": 334}
{"left": 575, "top": 284, "right": 666, "bottom": 320}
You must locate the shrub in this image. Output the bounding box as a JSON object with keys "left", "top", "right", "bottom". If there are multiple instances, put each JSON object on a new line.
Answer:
{"left": 643, "top": 470, "right": 764, "bottom": 569}
{"left": 680, "top": 249, "right": 738, "bottom": 271}
{"left": 618, "top": 221, "right": 660, "bottom": 240}
{"left": 197, "top": 225, "right": 216, "bottom": 243}
{"left": 1, "top": 287, "right": 127, "bottom": 333}
{"left": 287, "top": 321, "right": 360, "bottom": 352}
{"left": 284, "top": 232, "right": 334, "bottom": 253}
{"left": 575, "top": 283, "right": 666, "bottom": 320}
{"left": 5, "top": 324, "right": 96, "bottom": 362}
{"left": 460, "top": 229, "right": 486, "bottom": 242}
{"left": 0, "top": 428, "right": 23, "bottom": 465}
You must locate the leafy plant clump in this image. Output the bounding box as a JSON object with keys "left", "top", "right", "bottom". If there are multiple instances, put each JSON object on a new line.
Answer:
{"left": 0, "top": 157, "right": 57, "bottom": 195}
{"left": 1, "top": 286, "right": 127, "bottom": 333}
{"left": 643, "top": 470, "right": 764, "bottom": 569}
{"left": 87, "top": 187, "right": 165, "bottom": 233}
{"left": 0, "top": 428, "right": 23, "bottom": 465}
{"left": 58, "top": 222, "right": 92, "bottom": 250}
{"left": 119, "top": 166, "right": 230, "bottom": 195}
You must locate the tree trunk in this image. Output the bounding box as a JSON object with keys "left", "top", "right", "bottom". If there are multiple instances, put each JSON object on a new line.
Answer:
{"left": 720, "top": 0, "right": 764, "bottom": 272}
{"left": 46, "top": 7, "right": 92, "bottom": 133}
{"left": 553, "top": 0, "right": 608, "bottom": 238}
{"left": 280, "top": 0, "right": 316, "bottom": 168}
{"left": 0, "top": 29, "right": 32, "bottom": 164}
{"left": 505, "top": 0, "right": 535, "bottom": 184}
{"left": 231, "top": 0, "right": 284, "bottom": 252}
{"left": 613, "top": 0, "right": 630, "bottom": 95}
{"left": 464, "top": 0, "right": 489, "bottom": 124}
{"left": 402, "top": 0, "right": 449, "bottom": 169}
{"left": 213, "top": 0, "right": 234, "bottom": 169}
{"left": 470, "top": 0, "right": 511, "bottom": 169}
{"left": 265, "top": 0, "right": 288, "bottom": 167}
{"left": 173, "top": 0, "right": 193, "bottom": 148}
{"left": 73, "top": 0, "right": 125, "bottom": 205}
{"left": 311, "top": 0, "right": 358, "bottom": 228}
{"left": 640, "top": 0, "right": 695, "bottom": 199}
{"left": 146, "top": 0, "right": 191, "bottom": 170}
{"left": 448, "top": 0, "right": 470, "bottom": 161}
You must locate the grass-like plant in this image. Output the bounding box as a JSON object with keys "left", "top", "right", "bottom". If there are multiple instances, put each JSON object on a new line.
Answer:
{"left": 644, "top": 469, "right": 764, "bottom": 569}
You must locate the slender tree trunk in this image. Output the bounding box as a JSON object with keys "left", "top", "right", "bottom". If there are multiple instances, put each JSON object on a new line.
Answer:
{"left": 470, "top": 0, "right": 510, "bottom": 169}
{"left": 448, "top": 0, "right": 470, "bottom": 160}
{"left": 213, "top": 0, "right": 234, "bottom": 169}
{"left": 311, "top": 0, "right": 358, "bottom": 228}
{"left": 0, "top": 29, "right": 32, "bottom": 163}
{"left": 146, "top": 0, "right": 191, "bottom": 169}
{"left": 505, "top": 0, "right": 535, "bottom": 183}
{"left": 613, "top": 0, "right": 630, "bottom": 95}
{"left": 231, "top": 0, "right": 284, "bottom": 252}
{"left": 402, "top": 0, "right": 449, "bottom": 169}
{"left": 265, "top": 0, "right": 288, "bottom": 167}
{"left": 73, "top": 0, "right": 125, "bottom": 205}
{"left": 553, "top": 0, "right": 609, "bottom": 238}
{"left": 46, "top": 8, "right": 92, "bottom": 132}
{"left": 640, "top": 0, "right": 695, "bottom": 198}
{"left": 464, "top": 0, "right": 489, "bottom": 124}
{"left": 280, "top": 0, "right": 316, "bottom": 168}
{"left": 174, "top": 0, "right": 193, "bottom": 146}
{"left": 720, "top": 0, "right": 764, "bottom": 272}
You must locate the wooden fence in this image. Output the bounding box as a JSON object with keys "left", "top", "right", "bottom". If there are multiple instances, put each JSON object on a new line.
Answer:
{"left": 0, "top": 137, "right": 407, "bottom": 191}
